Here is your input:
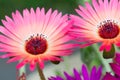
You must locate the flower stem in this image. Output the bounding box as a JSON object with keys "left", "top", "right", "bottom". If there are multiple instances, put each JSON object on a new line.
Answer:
{"left": 37, "top": 64, "right": 46, "bottom": 80}
{"left": 19, "top": 66, "right": 26, "bottom": 76}
{"left": 92, "top": 44, "right": 112, "bottom": 72}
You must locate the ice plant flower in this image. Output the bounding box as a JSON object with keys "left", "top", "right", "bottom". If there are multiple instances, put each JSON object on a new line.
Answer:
{"left": 103, "top": 53, "right": 120, "bottom": 80}
{"left": 48, "top": 65, "right": 102, "bottom": 80}
{"left": 0, "top": 7, "right": 74, "bottom": 71}
{"left": 103, "top": 72, "right": 120, "bottom": 80}
{"left": 70, "top": 0, "right": 120, "bottom": 52}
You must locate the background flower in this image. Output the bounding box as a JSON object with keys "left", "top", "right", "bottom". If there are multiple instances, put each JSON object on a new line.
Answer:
{"left": 103, "top": 53, "right": 120, "bottom": 80}
{"left": 48, "top": 64, "right": 102, "bottom": 80}
{"left": 70, "top": 0, "right": 120, "bottom": 52}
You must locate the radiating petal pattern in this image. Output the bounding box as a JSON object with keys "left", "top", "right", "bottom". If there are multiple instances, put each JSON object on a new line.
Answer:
{"left": 70, "top": 0, "right": 120, "bottom": 52}
{"left": 0, "top": 7, "right": 74, "bottom": 71}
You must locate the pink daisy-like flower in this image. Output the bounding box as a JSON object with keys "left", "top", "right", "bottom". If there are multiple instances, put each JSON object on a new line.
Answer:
{"left": 0, "top": 7, "right": 74, "bottom": 71}
{"left": 70, "top": 0, "right": 120, "bottom": 52}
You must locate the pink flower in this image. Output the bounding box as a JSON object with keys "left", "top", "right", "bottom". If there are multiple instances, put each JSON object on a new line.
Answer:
{"left": 0, "top": 7, "right": 74, "bottom": 71}
{"left": 70, "top": 0, "right": 120, "bottom": 52}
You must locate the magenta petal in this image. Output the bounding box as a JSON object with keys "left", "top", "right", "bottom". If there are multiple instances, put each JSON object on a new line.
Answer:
{"left": 48, "top": 64, "right": 102, "bottom": 80}
{"left": 110, "top": 63, "right": 120, "bottom": 77}
{"left": 96, "top": 66, "right": 102, "bottom": 80}
{"left": 90, "top": 66, "right": 97, "bottom": 80}
{"left": 82, "top": 65, "right": 89, "bottom": 80}
{"left": 64, "top": 72, "right": 73, "bottom": 80}
{"left": 73, "top": 68, "right": 81, "bottom": 80}
{"left": 114, "top": 53, "right": 120, "bottom": 64}
{"left": 103, "top": 72, "right": 118, "bottom": 80}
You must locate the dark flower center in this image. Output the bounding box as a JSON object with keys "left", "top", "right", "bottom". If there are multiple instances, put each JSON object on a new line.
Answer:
{"left": 25, "top": 34, "right": 47, "bottom": 55}
{"left": 98, "top": 21, "right": 119, "bottom": 39}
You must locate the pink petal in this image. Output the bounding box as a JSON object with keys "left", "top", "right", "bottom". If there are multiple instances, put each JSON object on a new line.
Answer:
{"left": 0, "top": 35, "right": 20, "bottom": 45}
{"left": 23, "top": 8, "right": 30, "bottom": 25}
{"left": 15, "top": 10, "right": 24, "bottom": 24}
{"left": 0, "top": 53, "right": 19, "bottom": 58}
{"left": 105, "top": 43, "right": 112, "bottom": 52}
{"left": 35, "top": 7, "right": 44, "bottom": 32}
{"left": 42, "top": 8, "right": 52, "bottom": 32}
{"left": 30, "top": 8, "right": 36, "bottom": 25}
{"left": 16, "top": 62, "right": 26, "bottom": 69}
{"left": 16, "top": 59, "right": 28, "bottom": 69}
{"left": 29, "top": 60, "right": 36, "bottom": 71}
{"left": 85, "top": 2, "right": 99, "bottom": 23}
{"left": 46, "top": 56, "right": 63, "bottom": 61}
{"left": 7, "top": 56, "right": 21, "bottom": 63}
{"left": 115, "top": 42, "right": 120, "bottom": 47}
{"left": 48, "top": 49, "right": 72, "bottom": 56}
{"left": 0, "top": 26, "right": 22, "bottom": 42}
{"left": 38, "top": 59, "right": 44, "bottom": 69}
{"left": 77, "top": 5, "right": 96, "bottom": 25}
{"left": 99, "top": 42, "right": 111, "bottom": 52}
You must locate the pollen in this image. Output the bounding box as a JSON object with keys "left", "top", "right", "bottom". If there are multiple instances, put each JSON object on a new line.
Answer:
{"left": 98, "top": 20, "right": 119, "bottom": 39}
{"left": 25, "top": 34, "right": 48, "bottom": 55}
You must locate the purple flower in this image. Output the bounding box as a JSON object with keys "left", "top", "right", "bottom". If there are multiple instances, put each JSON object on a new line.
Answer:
{"left": 103, "top": 72, "right": 119, "bottom": 80}
{"left": 48, "top": 64, "right": 102, "bottom": 80}
{"left": 103, "top": 53, "right": 120, "bottom": 80}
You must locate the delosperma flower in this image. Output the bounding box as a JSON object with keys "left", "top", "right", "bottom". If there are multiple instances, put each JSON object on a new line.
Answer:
{"left": 48, "top": 65, "right": 102, "bottom": 80}
{"left": 0, "top": 7, "right": 74, "bottom": 71}
{"left": 70, "top": 0, "right": 120, "bottom": 52}
{"left": 103, "top": 53, "right": 120, "bottom": 80}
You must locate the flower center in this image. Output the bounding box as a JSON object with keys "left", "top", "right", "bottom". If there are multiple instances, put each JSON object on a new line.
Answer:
{"left": 25, "top": 34, "right": 47, "bottom": 55}
{"left": 98, "top": 20, "right": 119, "bottom": 39}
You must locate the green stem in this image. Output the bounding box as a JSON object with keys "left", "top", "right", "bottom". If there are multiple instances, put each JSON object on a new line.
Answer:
{"left": 37, "top": 64, "right": 46, "bottom": 80}
{"left": 19, "top": 66, "right": 26, "bottom": 76}
{"left": 84, "top": 0, "right": 91, "bottom": 2}
{"left": 92, "top": 44, "right": 112, "bottom": 72}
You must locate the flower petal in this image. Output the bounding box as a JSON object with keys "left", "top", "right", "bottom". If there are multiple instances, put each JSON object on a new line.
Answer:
{"left": 82, "top": 65, "right": 89, "bottom": 80}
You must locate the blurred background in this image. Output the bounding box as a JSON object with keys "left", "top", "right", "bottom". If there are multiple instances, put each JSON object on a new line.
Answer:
{"left": 0, "top": 0, "right": 104, "bottom": 80}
